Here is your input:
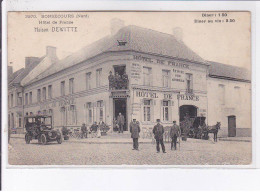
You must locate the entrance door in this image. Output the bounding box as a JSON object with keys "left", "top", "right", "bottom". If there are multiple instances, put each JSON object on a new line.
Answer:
{"left": 228, "top": 115, "right": 236, "bottom": 137}
{"left": 114, "top": 98, "right": 127, "bottom": 131}
{"left": 179, "top": 105, "right": 197, "bottom": 122}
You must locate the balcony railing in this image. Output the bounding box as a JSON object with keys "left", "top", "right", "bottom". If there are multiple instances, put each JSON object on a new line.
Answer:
{"left": 108, "top": 73, "right": 129, "bottom": 90}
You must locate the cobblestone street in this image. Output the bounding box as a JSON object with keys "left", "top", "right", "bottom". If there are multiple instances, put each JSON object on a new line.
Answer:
{"left": 8, "top": 133, "right": 252, "bottom": 166}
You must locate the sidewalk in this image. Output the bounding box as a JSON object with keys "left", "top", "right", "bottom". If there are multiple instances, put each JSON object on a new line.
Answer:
{"left": 218, "top": 136, "right": 251, "bottom": 142}
{"left": 10, "top": 133, "right": 153, "bottom": 144}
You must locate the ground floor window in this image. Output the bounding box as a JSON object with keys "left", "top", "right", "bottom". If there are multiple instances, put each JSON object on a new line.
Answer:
{"left": 97, "top": 100, "right": 104, "bottom": 122}
{"left": 162, "top": 100, "right": 169, "bottom": 121}
{"left": 86, "top": 102, "right": 93, "bottom": 124}
{"left": 69, "top": 105, "right": 77, "bottom": 125}
{"left": 60, "top": 107, "right": 66, "bottom": 126}
{"left": 143, "top": 99, "right": 151, "bottom": 122}
{"left": 18, "top": 117, "right": 22, "bottom": 128}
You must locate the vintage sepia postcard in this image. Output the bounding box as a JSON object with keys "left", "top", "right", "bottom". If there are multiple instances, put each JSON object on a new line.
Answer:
{"left": 7, "top": 11, "right": 251, "bottom": 166}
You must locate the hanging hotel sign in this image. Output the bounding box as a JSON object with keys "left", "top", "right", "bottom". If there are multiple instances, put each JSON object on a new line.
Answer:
{"left": 177, "top": 94, "right": 199, "bottom": 101}
{"left": 133, "top": 55, "right": 189, "bottom": 69}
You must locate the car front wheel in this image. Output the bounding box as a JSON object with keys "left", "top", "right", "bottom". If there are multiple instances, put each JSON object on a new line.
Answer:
{"left": 40, "top": 134, "right": 47, "bottom": 145}
{"left": 25, "top": 133, "right": 31, "bottom": 144}
{"left": 57, "top": 136, "right": 62, "bottom": 144}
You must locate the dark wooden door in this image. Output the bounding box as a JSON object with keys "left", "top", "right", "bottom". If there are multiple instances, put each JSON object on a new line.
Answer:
{"left": 228, "top": 116, "right": 236, "bottom": 137}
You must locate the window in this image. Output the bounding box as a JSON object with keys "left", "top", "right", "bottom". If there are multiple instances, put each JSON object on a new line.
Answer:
{"left": 96, "top": 68, "right": 102, "bottom": 87}
{"left": 37, "top": 89, "right": 41, "bottom": 102}
{"left": 43, "top": 110, "right": 47, "bottom": 115}
{"left": 143, "top": 67, "right": 152, "bottom": 86}
{"left": 25, "top": 93, "right": 28, "bottom": 105}
{"left": 29, "top": 92, "right": 32, "bottom": 104}
{"left": 162, "top": 70, "right": 170, "bottom": 88}
{"left": 70, "top": 105, "right": 77, "bottom": 125}
{"left": 49, "top": 109, "right": 53, "bottom": 115}
{"left": 218, "top": 84, "right": 225, "bottom": 105}
{"left": 97, "top": 100, "right": 104, "bottom": 122}
{"left": 60, "top": 81, "right": 65, "bottom": 96}
{"left": 144, "top": 100, "right": 151, "bottom": 121}
{"left": 48, "top": 85, "right": 52, "bottom": 99}
{"left": 17, "top": 92, "right": 22, "bottom": 106}
{"left": 18, "top": 117, "right": 22, "bottom": 127}
{"left": 87, "top": 102, "right": 92, "bottom": 124}
{"left": 69, "top": 78, "right": 74, "bottom": 94}
{"left": 42, "top": 87, "right": 46, "bottom": 101}
{"left": 60, "top": 107, "right": 66, "bottom": 126}
{"left": 86, "top": 72, "right": 92, "bottom": 90}
{"left": 186, "top": 73, "right": 193, "bottom": 93}
{"left": 162, "top": 100, "right": 169, "bottom": 121}
{"left": 11, "top": 94, "right": 13, "bottom": 107}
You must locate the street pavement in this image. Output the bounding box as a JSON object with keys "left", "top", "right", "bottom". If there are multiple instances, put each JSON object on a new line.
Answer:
{"left": 8, "top": 133, "right": 252, "bottom": 165}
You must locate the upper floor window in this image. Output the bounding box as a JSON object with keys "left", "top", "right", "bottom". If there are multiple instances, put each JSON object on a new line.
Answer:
{"left": 60, "top": 81, "right": 65, "bottom": 96}
{"left": 143, "top": 99, "right": 151, "bottom": 122}
{"left": 29, "top": 92, "right": 32, "bottom": 104}
{"left": 11, "top": 94, "right": 14, "bottom": 107}
{"left": 42, "top": 87, "right": 46, "bottom": 101}
{"left": 96, "top": 68, "right": 102, "bottom": 87}
{"left": 37, "top": 89, "right": 41, "bottom": 102}
{"left": 69, "top": 78, "right": 74, "bottom": 94}
{"left": 186, "top": 73, "right": 193, "bottom": 93}
{"left": 143, "top": 67, "right": 152, "bottom": 86}
{"left": 162, "top": 70, "right": 170, "bottom": 88}
{"left": 25, "top": 93, "right": 28, "bottom": 105}
{"left": 48, "top": 85, "right": 52, "bottom": 99}
{"left": 86, "top": 72, "right": 92, "bottom": 90}
{"left": 17, "top": 92, "right": 22, "bottom": 106}
{"left": 218, "top": 84, "right": 225, "bottom": 105}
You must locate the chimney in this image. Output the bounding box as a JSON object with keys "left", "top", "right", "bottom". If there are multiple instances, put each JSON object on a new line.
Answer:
{"left": 25, "top": 57, "right": 40, "bottom": 68}
{"left": 172, "top": 27, "right": 183, "bottom": 41}
{"left": 110, "top": 18, "right": 125, "bottom": 35}
{"left": 46, "top": 46, "right": 57, "bottom": 60}
{"left": 8, "top": 66, "right": 13, "bottom": 78}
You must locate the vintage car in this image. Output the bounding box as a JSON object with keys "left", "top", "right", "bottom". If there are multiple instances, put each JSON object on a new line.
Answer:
{"left": 24, "top": 114, "right": 62, "bottom": 145}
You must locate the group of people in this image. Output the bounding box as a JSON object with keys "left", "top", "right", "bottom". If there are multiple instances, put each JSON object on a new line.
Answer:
{"left": 81, "top": 121, "right": 109, "bottom": 138}
{"left": 108, "top": 71, "right": 129, "bottom": 90}
{"left": 130, "top": 118, "right": 180, "bottom": 153}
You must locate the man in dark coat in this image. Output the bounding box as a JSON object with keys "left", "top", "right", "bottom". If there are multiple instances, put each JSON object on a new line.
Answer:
{"left": 170, "top": 121, "right": 180, "bottom": 150}
{"left": 153, "top": 119, "right": 166, "bottom": 153}
{"left": 117, "top": 113, "right": 125, "bottom": 133}
{"left": 81, "top": 123, "right": 88, "bottom": 138}
{"left": 130, "top": 119, "right": 141, "bottom": 150}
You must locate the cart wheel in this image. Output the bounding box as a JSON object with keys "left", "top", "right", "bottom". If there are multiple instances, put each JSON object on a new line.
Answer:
{"left": 40, "top": 134, "right": 47, "bottom": 145}
{"left": 25, "top": 133, "right": 31, "bottom": 144}
{"left": 57, "top": 137, "right": 62, "bottom": 144}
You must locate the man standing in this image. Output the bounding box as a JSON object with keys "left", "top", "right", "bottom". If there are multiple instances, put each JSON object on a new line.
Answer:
{"left": 153, "top": 119, "right": 166, "bottom": 153}
{"left": 81, "top": 123, "right": 88, "bottom": 139}
{"left": 170, "top": 121, "right": 180, "bottom": 150}
{"left": 130, "top": 119, "right": 140, "bottom": 150}
{"left": 117, "top": 112, "right": 125, "bottom": 133}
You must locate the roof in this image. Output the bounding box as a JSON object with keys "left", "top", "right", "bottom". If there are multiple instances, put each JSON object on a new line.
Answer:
{"left": 208, "top": 61, "right": 251, "bottom": 82}
{"left": 9, "top": 57, "right": 43, "bottom": 86}
{"left": 29, "top": 25, "right": 207, "bottom": 83}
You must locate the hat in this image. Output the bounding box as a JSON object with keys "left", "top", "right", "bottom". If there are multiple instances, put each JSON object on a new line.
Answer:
{"left": 173, "top": 121, "right": 176, "bottom": 123}
{"left": 156, "top": 119, "right": 160, "bottom": 122}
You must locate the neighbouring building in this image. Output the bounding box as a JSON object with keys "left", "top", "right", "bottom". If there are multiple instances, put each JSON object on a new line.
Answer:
{"left": 8, "top": 20, "right": 251, "bottom": 137}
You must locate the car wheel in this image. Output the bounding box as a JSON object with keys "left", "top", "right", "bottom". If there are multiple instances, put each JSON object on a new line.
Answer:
{"left": 40, "top": 134, "right": 47, "bottom": 145}
{"left": 57, "top": 137, "right": 62, "bottom": 144}
{"left": 25, "top": 133, "right": 31, "bottom": 144}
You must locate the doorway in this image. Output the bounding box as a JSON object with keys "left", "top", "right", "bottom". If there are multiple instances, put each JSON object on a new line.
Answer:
{"left": 228, "top": 115, "right": 236, "bottom": 137}
{"left": 179, "top": 105, "right": 197, "bottom": 122}
{"left": 113, "top": 98, "right": 127, "bottom": 131}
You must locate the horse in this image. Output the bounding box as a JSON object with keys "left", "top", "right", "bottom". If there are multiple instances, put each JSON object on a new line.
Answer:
{"left": 207, "top": 122, "right": 221, "bottom": 142}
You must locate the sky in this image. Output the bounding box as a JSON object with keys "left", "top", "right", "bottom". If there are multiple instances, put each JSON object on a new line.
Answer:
{"left": 8, "top": 11, "right": 251, "bottom": 72}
